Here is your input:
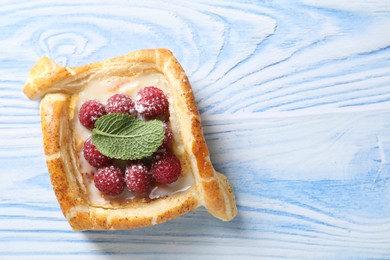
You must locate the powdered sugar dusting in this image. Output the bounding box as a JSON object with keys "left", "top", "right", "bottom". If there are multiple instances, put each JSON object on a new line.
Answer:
{"left": 125, "top": 162, "right": 152, "bottom": 194}
{"left": 79, "top": 100, "right": 107, "bottom": 129}
{"left": 151, "top": 153, "right": 181, "bottom": 184}
{"left": 135, "top": 96, "right": 146, "bottom": 113}
{"left": 94, "top": 166, "right": 125, "bottom": 196}
{"left": 134, "top": 86, "right": 169, "bottom": 118}
{"left": 106, "top": 93, "right": 137, "bottom": 116}
{"left": 74, "top": 72, "right": 170, "bottom": 141}
{"left": 82, "top": 137, "right": 111, "bottom": 168}
{"left": 74, "top": 72, "right": 194, "bottom": 206}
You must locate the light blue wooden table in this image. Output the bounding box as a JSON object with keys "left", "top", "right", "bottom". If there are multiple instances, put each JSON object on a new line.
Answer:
{"left": 1, "top": 0, "right": 390, "bottom": 259}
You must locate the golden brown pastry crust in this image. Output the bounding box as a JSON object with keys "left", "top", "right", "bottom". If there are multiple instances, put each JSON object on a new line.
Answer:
{"left": 24, "top": 48, "right": 237, "bottom": 230}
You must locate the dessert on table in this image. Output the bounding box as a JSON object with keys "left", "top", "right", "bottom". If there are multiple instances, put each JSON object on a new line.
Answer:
{"left": 23, "top": 49, "right": 237, "bottom": 230}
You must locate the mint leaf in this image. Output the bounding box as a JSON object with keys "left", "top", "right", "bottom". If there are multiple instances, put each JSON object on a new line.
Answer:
{"left": 91, "top": 114, "right": 164, "bottom": 160}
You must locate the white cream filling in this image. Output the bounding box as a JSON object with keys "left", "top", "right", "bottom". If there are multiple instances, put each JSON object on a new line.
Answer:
{"left": 74, "top": 72, "right": 194, "bottom": 206}
{"left": 149, "top": 173, "right": 193, "bottom": 199}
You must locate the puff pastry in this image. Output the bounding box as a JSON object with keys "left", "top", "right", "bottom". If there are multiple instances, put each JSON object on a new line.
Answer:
{"left": 23, "top": 48, "right": 237, "bottom": 230}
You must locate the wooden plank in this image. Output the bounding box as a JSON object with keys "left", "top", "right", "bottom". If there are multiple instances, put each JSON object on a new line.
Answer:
{"left": 0, "top": 0, "right": 389, "bottom": 258}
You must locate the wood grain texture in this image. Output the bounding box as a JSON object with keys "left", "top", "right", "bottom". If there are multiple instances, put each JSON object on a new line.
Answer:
{"left": 1, "top": 0, "right": 390, "bottom": 258}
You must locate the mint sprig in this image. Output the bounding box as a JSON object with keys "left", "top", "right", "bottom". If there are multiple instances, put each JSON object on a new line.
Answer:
{"left": 91, "top": 114, "right": 164, "bottom": 160}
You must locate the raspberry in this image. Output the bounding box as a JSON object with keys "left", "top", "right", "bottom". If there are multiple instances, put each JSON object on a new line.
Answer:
{"left": 79, "top": 100, "right": 106, "bottom": 129}
{"left": 135, "top": 86, "right": 169, "bottom": 119}
{"left": 94, "top": 166, "right": 125, "bottom": 196}
{"left": 106, "top": 93, "right": 137, "bottom": 116}
{"left": 160, "top": 122, "right": 174, "bottom": 149}
{"left": 151, "top": 153, "right": 181, "bottom": 184}
{"left": 83, "top": 137, "right": 111, "bottom": 168}
{"left": 125, "top": 161, "right": 152, "bottom": 194}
